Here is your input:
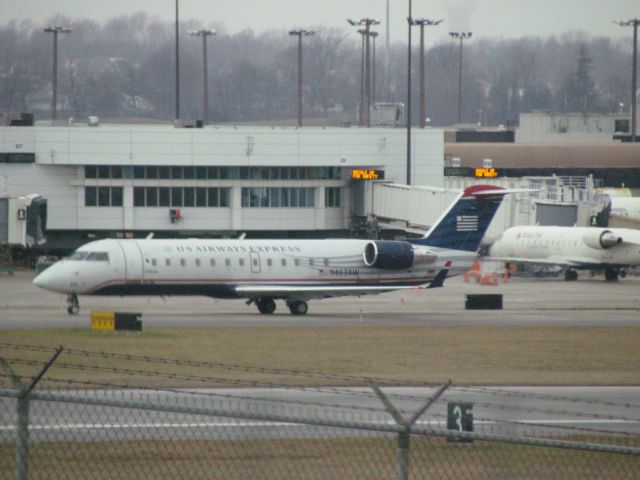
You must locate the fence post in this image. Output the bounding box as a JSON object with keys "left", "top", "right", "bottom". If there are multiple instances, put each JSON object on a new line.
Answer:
{"left": 0, "top": 347, "right": 63, "bottom": 480}
{"left": 397, "top": 431, "right": 411, "bottom": 480}
{"left": 370, "top": 380, "right": 451, "bottom": 480}
{"left": 15, "top": 395, "right": 30, "bottom": 480}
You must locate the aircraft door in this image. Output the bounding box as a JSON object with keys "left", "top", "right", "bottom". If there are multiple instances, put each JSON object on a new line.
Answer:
{"left": 250, "top": 252, "right": 261, "bottom": 273}
{"left": 118, "top": 241, "right": 144, "bottom": 281}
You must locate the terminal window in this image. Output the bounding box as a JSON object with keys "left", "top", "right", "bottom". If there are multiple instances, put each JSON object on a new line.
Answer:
{"left": 92, "top": 165, "right": 341, "bottom": 181}
{"left": 133, "top": 187, "right": 229, "bottom": 208}
{"left": 325, "top": 187, "right": 342, "bottom": 207}
{"left": 84, "top": 187, "right": 123, "bottom": 207}
{"left": 241, "top": 187, "right": 315, "bottom": 208}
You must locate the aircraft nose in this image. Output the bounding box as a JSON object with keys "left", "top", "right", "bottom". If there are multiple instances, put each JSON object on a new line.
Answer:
{"left": 33, "top": 265, "right": 61, "bottom": 292}
{"left": 33, "top": 268, "right": 52, "bottom": 289}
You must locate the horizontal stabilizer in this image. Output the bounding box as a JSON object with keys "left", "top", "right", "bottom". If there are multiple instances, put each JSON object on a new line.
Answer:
{"left": 426, "top": 262, "right": 451, "bottom": 289}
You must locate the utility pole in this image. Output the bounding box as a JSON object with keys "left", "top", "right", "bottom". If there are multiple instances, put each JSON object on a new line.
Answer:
{"left": 449, "top": 32, "right": 472, "bottom": 124}
{"left": 44, "top": 26, "right": 72, "bottom": 121}
{"left": 189, "top": 29, "right": 216, "bottom": 124}
{"left": 288, "top": 29, "right": 315, "bottom": 127}
{"left": 411, "top": 18, "right": 443, "bottom": 128}
{"left": 616, "top": 19, "right": 639, "bottom": 142}
{"left": 348, "top": 18, "right": 381, "bottom": 128}
{"left": 406, "top": 0, "right": 412, "bottom": 185}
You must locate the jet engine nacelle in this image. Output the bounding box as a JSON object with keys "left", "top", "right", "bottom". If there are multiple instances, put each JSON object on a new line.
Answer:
{"left": 582, "top": 229, "right": 623, "bottom": 249}
{"left": 363, "top": 241, "right": 415, "bottom": 270}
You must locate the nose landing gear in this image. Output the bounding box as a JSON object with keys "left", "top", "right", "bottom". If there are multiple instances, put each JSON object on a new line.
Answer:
{"left": 67, "top": 293, "right": 79, "bottom": 315}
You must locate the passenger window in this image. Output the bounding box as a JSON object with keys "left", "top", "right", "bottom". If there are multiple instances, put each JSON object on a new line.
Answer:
{"left": 239, "top": 258, "right": 245, "bottom": 266}
{"left": 253, "top": 258, "right": 259, "bottom": 266}
{"left": 225, "top": 258, "right": 231, "bottom": 267}
{"left": 267, "top": 258, "right": 273, "bottom": 267}
{"left": 281, "top": 259, "right": 286, "bottom": 267}
{"left": 151, "top": 259, "right": 157, "bottom": 267}
{"left": 294, "top": 259, "right": 300, "bottom": 266}
{"left": 195, "top": 258, "right": 201, "bottom": 267}
{"left": 210, "top": 258, "right": 216, "bottom": 267}
{"left": 180, "top": 258, "right": 186, "bottom": 266}
{"left": 165, "top": 259, "right": 171, "bottom": 266}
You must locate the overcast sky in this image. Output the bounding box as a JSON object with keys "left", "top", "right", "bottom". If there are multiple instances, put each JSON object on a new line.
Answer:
{"left": 2, "top": 0, "right": 638, "bottom": 44}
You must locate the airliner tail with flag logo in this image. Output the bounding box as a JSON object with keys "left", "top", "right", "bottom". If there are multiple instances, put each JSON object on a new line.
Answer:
{"left": 33, "top": 185, "right": 509, "bottom": 315}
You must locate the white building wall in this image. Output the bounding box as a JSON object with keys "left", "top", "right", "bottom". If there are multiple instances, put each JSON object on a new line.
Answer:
{"left": 0, "top": 124, "right": 443, "bottom": 236}
{"left": 517, "top": 111, "right": 633, "bottom": 144}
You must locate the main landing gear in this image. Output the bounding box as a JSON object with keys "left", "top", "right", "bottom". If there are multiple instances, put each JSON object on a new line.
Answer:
{"left": 256, "top": 298, "right": 276, "bottom": 314}
{"left": 287, "top": 300, "right": 308, "bottom": 316}
{"left": 250, "top": 297, "right": 309, "bottom": 315}
{"left": 564, "top": 270, "right": 578, "bottom": 281}
{"left": 604, "top": 268, "right": 620, "bottom": 282}
{"left": 67, "top": 293, "right": 79, "bottom": 315}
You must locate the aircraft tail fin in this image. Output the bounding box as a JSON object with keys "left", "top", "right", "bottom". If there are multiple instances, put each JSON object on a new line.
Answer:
{"left": 413, "top": 185, "right": 509, "bottom": 252}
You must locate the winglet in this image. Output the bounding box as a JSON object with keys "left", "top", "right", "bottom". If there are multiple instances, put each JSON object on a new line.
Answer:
{"left": 426, "top": 261, "right": 452, "bottom": 289}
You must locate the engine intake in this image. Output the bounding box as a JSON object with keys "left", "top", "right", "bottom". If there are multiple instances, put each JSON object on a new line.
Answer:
{"left": 582, "top": 229, "right": 623, "bottom": 250}
{"left": 363, "top": 241, "right": 414, "bottom": 270}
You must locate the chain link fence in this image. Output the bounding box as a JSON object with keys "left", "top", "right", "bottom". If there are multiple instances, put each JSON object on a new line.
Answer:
{"left": 1, "top": 342, "right": 639, "bottom": 479}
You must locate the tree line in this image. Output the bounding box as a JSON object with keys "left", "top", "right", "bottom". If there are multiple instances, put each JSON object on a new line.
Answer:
{"left": 0, "top": 13, "right": 633, "bottom": 126}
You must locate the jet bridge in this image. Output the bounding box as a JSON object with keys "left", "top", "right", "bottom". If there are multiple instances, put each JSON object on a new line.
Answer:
{"left": 0, "top": 194, "right": 46, "bottom": 247}
{"left": 359, "top": 176, "right": 607, "bottom": 239}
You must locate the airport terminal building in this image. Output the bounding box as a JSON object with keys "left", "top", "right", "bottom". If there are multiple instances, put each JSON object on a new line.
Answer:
{"left": 0, "top": 122, "right": 444, "bottom": 249}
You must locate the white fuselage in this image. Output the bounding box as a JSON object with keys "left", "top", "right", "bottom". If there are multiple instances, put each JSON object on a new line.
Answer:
{"left": 34, "top": 238, "right": 470, "bottom": 297}
{"left": 488, "top": 226, "right": 640, "bottom": 268}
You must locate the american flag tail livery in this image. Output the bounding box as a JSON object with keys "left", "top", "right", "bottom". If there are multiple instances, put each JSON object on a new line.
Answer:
{"left": 413, "top": 185, "right": 508, "bottom": 252}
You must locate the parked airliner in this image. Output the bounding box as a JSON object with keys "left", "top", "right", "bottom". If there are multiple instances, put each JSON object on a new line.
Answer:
{"left": 33, "top": 185, "right": 510, "bottom": 315}
{"left": 486, "top": 225, "right": 640, "bottom": 281}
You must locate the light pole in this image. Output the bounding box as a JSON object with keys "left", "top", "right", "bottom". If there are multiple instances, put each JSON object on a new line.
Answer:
{"left": 371, "top": 31, "right": 379, "bottom": 106}
{"left": 411, "top": 18, "right": 443, "bottom": 128}
{"left": 616, "top": 19, "right": 639, "bottom": 142}
{"left": 189, "top": 29, "right": 216, "bottom": 124}
{"left": 175, "top": 0, "right": 180, "bottom": 121}
{"left": 44, "top": 26, "right": 72, "bottom": 121}
{"left": 358, "top": 29, "right": 366, "bottom": 125}
{"left": 449, "top": 31, "right": 472, "bottom": 124}
{"left": 348, "top": 18, "right": 381, "bottom": 127}
{"left": 289, "top": 29, "right": 315, "bottom": 127}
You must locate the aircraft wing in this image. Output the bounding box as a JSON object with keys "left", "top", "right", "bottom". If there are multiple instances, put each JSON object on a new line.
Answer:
{"left": 235, "top": 264, "right": 451, "bottom": 300}
{"left": 488, "top": 256, "right": 605, "bottom": 268}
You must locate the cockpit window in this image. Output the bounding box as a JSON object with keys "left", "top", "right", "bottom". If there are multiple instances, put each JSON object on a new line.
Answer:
{"left": 86, "top": 252, "right": 109, "bottom": 261}
{"left": 69, "top": 252, "right": 88, "bottom": 261}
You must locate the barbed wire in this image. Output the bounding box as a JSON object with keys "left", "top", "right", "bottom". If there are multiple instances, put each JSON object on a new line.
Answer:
{"left": 459, "top": 385, "right": 640, "bottom": 410}
{"left": 0, "top": 341, "right": 438, "bottom": 387}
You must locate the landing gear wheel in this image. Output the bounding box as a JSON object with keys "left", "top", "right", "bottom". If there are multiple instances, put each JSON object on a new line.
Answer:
{"left": 605, "top": 268, "right": 619, "bottom": 282}
{"left": 288, "top": 300, "right": 308, "bottom": 316}
{"left": 67, "top": 293, "right": 79, "bottom": 315}
{"left": 564, "top": 270, "right": 578, "bottom": 281}
{"left": 256, "top": 298, "right": 276, "bottom": 314}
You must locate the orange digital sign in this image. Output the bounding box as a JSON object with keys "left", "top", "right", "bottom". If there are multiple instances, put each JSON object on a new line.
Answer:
{"left": 351, "top": 169, "right": 384, "bottom": 180}
{"left": 474, "top": 167, "right": 500, "bottom": 178}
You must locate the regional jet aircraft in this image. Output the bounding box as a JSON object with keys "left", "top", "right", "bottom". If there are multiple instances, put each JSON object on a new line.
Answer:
{"left": 486, "top": 225, "right": 640, "bottom": 281}
{"left": 33, "top": 185, "right": 509, "bottom": 315}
